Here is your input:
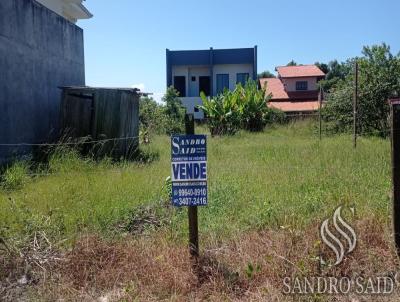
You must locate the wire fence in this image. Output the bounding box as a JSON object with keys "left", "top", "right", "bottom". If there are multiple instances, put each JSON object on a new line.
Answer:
{"left": 0, "top": 135, "right": 144, "bottom": 177}
{"left": 0, "top": 114, "right": 395, "bottom": 182}
{"left": 0, "top": 125, "right": 393, "bottom": 179}
{"left": 0, "top": 135, "right": 140, "bottom": 147}
{"left": 0, "top": 127, "right": 393, "bottom": 148}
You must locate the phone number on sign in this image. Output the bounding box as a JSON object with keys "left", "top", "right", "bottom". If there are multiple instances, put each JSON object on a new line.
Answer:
{"left": 174, "top": 188, "right": 207, "bottom": 197}
{"left": 176, "top": 197, "right": 207, "bottom": 206}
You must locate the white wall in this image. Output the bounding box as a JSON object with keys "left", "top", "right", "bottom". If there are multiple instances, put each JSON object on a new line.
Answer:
{"left": 188, "top": 67, "right": 210, "bottom": 97}
{"left": 171, "top": 65, "right": 211, "bottom": 97}
{"left": 172, "top": 63, "right": 254, "bottom": 119}
{"left": 181, "top": 97, "right": 204, "bottom": 119}
{"left": 171, "top": 66, "right": 208, "bottom": 119}
{"left": 213, "top": 64, "right": 253, "bottom": 95}
{"left": 281, "top": 77, "right": 318, "bottom": 91}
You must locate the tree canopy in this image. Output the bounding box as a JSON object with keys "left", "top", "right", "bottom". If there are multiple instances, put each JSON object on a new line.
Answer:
{"left": 257, "top": 70, "right": 275, "bottom": 79}
{"left": 323, "top": 43, "right": 400, "bottom": 136}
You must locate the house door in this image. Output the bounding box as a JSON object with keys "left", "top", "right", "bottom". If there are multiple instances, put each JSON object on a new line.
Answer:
{"left": 173, "top": 76, "right": 186, "bottom": 97}
{"left": 199, "top": 76, "right": 210, "bottom": 96}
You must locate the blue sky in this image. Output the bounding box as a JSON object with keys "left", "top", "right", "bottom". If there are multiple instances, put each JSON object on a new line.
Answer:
{"left": 78, "top": 0, "right": 400, "bottom": 101}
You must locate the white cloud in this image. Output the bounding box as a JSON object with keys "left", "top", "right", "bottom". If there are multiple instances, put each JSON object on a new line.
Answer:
{"left": 131, "top": 83, "right": 164, "bottom": 103}
{"left": 152, "top": 92, "right": 164, "bottom": 104}
{"left": 131, "top": 83, "right": 146, "bottom": 91}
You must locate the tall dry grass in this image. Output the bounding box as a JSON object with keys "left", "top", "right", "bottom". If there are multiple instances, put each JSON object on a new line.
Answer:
{"left": 0, "top": 120, "right": 396, "bottom": 300}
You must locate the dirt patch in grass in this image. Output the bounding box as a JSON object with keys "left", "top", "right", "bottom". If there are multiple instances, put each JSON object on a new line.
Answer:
{"left": 117, "top": 203, "right": 172, "bottom": 235}
{"left": 3, "top": 215, "right": 400, "bottom": 301}
{"left": 0, "top": 231, "right": 63, "bottom": 301}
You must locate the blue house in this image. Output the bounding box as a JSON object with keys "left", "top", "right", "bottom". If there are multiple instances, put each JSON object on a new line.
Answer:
{"left": 166, "top": 46, "right": 257, "bottom": 119}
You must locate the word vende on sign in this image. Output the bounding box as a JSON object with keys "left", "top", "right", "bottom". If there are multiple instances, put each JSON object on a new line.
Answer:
{"left": 171, "top": 135, "right": 207, "bottom": 206}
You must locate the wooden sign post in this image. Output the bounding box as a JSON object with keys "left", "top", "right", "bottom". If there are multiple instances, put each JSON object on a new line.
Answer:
{"left": 185, "top": 114, "right": 199, "bottom": 257}
{"left": 170, "top": 113, "right": 207, "bottom": 258}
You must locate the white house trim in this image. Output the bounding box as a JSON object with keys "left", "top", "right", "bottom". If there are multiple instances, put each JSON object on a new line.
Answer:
{"left": 35, "top": 0, "right": 92, "bottom": 23}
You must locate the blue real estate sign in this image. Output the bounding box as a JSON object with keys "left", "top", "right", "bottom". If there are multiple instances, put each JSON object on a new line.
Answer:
{"left": 171, "top": 135, "right": 207, "bottom": 206}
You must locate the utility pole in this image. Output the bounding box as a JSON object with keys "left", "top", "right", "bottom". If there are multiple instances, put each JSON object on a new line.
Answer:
{"left": 353, "top": 61, "right": 358, "bottom": 148}
{"left": 391, "top": 98, "right": 400, "bottom": 256}
{"left": 185, "top": 113, "right": 199, "bottom": 257}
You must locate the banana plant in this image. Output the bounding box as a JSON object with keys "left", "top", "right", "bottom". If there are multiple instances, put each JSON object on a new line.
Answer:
{"left": 198, "top": 79, "right": 274, "bottom": 135}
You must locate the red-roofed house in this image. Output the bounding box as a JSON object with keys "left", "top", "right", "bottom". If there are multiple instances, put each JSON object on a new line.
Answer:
{"left": 259, "top": 65, "right": 325, "bottom": 114}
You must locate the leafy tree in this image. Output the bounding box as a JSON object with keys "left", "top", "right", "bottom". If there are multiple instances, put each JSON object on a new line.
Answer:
{"left": 139, "top": 96, "right": 167, "bottom": 135}
{"left": 326, "top": 60, "right": 351, "bottom": 82}
{"left": 318, "top": 60, "right": 352, "bottom": 92}
{"left": 286, "top": 60, "right": 297, "bottom": 66}
{"left": 162, "top": 86, "right": 185, "bottom": 134}
{"left": 315, "top": 62, "right": 329, "bottom": 74}
{"left": 139, "top": 87, "right": 186, "bottom": 138}
{"left": 163, "top": 86, "right": 184, "bottom": 120}
{"left": 323, "top": 43, "right": 400, "bottom": 136}
{"left": 257, "top": 70, "right": 275, "bottom": 79}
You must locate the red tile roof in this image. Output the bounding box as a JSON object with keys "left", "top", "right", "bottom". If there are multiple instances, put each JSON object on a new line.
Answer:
{"left": 276, "top": 65, "right": 325, "bottom": 78}
{"left": 259, "top": 70, "right": 324, "bottom": 113}
{"left": 259, "top": 78, "right": 289, "bottom": 100}
{"left": 260, "top": 78, "right": 319, "bottom": 100}
{"left": 268, "top": 101, "right": 321, "bottom": 112}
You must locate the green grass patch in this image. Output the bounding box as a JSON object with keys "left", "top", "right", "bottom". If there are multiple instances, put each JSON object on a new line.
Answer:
{"left": 0, "top": 121, "right": 391, "bottom": 247}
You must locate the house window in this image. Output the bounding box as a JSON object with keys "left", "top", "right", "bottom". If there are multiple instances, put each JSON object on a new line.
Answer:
{"left": 194, "top": 107, "right": 199, "bottom": 112}
{"left": 236, "top": 73, "right": 249, "bottom": 86}
{"left": 296, "top": 81, "right": 308, "bottom": 91}
{"left": 191, "top": 76, "right": 196, "bottom": 82}
{"left": 173, "top": 76, "right": 186, "bottom": 97}
{"left": 216, "top": 74, "right": 229, "bottom": 94}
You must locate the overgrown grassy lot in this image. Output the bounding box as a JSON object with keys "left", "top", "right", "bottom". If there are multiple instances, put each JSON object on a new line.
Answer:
{"left": 1, "top": 121, "right": 397, "bottom": 301}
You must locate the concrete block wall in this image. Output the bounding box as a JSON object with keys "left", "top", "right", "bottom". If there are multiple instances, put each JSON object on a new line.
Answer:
{"left": 0, "top": 0, "right": 85, "bottom": 163}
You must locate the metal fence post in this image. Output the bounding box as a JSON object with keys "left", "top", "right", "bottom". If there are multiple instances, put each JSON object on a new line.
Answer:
{"left": 391, "top": 98, "right": 400, "bottom": 255}
{"left": 353, "top": 61, "right": 358, "bottom": 148}
{"left": 319, "top": 86, "right": 323, "bottom": 141}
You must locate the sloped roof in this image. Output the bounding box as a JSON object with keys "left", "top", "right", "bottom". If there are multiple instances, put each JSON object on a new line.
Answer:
{"left": 259, "top": 74, "right": 323, "bottom": 112}
{"left": 259, "top": 77, "right": 320, "bottom": 101}
{"left": 276, "top": 65, "right": 325, "bottom": 78}
{"left": 268, "top": 101, "right": 321, "bottom": 112}
{"left": 259, "top": 78, "right": 289, "bottom": 99}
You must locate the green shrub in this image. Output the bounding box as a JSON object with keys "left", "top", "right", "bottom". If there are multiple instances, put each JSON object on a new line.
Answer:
{"left": 199, "top": 79, "right": 272, "bottom": 135}
{"left": 1, "top": 161, "right": 30, "bottom": 190}
{"left": 264, "top": 107, "right": 287, "bottom": 125}
{"left": 199, "top": 91, "right": 242, "bottom": 136}
{"left": 239, "top": 80, "right": 272, "bottom": 131}
{"left": 139, "top": 96, "right": 168, "bottom": 136}
{"left": 139, "top": 88, "right": 186, "bottom": 137}
{"left": 163, "top": 86, "right": 185, "bottom": 135}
